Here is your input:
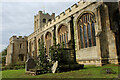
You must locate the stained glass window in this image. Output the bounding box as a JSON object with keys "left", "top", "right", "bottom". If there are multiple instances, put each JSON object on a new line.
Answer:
{"left": 92, "top": 22, "right": 96, "bottom": 46}
{"left": 88, "top": 23, "right": 92, "bottom": 47}
{"left": 80, "top": 26, "right": 84, "bottom": 48}
{"left": 77, "top": 13, "right": 96, "bottom": 49}
{"left": 84, "top": 25, "right": 87, "bottom": 48}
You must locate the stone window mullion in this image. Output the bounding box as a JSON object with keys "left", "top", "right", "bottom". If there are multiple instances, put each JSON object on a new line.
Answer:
{"left": 66, "top": 32, "right": 68, "bottom": 47}
{"left": 86, "top": 23, "right": 89, "bottom": 47}
{"left": 92, "top": 22, "right": 96, "bottom": 46}
{"left": 90, "top": 22, "right": 94, "bottom": 46}
{"left": 82, "top": 25, "right": 85, "bottom": 48}
{"left": 64, "top": 32, "right": 67, "bottom": 48}
{"left": 77, "top": 13, "right": 96, "bottom": 49}
{"left": 60, "top": 34, "right": 61, "bottom": 43}
{"left": 62, "top": 33, "right": 63, "bottom": 43}
{"left": 78, "top": 25, "right": 81, "bottom": 49}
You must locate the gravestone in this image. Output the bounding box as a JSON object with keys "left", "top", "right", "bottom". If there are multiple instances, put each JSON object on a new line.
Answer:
{"left": 25, "top": 58, "right": 36, "bottom": 72}
{"left": 51, "top": 61, "right": 58, "bottom": 73}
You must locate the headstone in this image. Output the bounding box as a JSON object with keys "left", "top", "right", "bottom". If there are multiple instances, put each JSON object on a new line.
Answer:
{"left": 51, "top": 61, "right": 58, "bottom": 73}
{"left": 25, "top": 58, "right": 36, "bottom": 72}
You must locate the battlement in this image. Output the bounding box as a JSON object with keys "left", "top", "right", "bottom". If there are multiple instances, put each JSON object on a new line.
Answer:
{"left": 34, "top": 10, "right": 55, "bottom": 31}
{"left": 42, "top": 0, "right": 94, "bottom": 30}
{"left": 9, "top": 35, "right": 28, "bottom": 42}
{"left": 28, "top": 0, "right": 100, "bottom": 40}
{"left": 34, "top": 11, "right": 55, "bottom": 18}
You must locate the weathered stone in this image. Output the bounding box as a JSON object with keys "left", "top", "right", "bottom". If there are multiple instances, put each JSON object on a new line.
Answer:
{"left": 6, "top": 2, "right": 119, "bottom": 66}
{"left": 25, "top": 58, "right": 36, "bottom": 71}
{"left": 6, "top": 36, "right": 28, "bottom": 65}
{"left": 51, "top": 61, "right": 58, "bottom": 73}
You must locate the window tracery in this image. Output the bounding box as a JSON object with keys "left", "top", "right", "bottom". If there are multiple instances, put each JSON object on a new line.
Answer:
{"left": 77, "top": 13, "right": 96, "bottom": 49}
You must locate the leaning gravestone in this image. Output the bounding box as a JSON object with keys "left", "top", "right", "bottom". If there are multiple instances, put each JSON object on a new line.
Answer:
{"left": 25, "top": 58, "right": 36, "bottom": 72}
{"left": 51, "top": 61, "right": 58, "bottom": 73}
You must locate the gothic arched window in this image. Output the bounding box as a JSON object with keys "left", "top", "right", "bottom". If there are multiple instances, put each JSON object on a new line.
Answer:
{"left": 77, "top": 13, "right": 96, "bottom": 49}
{"left": 80, "top": 26, "right": 84, "bottom": 48}
{"left": 92, "top": 22, "right": 96, "bottom": 46}
{"left": 45, "top": 32, "right": 52, "bottom": 56}
{"left": 58, "top": 24, "right": 68, "bottom": 48}
{"left": 83, "top": 25, "right": 88, "bottom": 48}
{"left": 88, "top": 23, "right": 92, "bottom": 47}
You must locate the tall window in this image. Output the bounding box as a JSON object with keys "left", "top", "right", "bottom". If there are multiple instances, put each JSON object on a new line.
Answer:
{"left": 62, "top": 34, "right": 64, "bottom": 42}
{"left": 58, "top": 25, "right": 68, "bottom": 48}
{"left": 80, "top": 26, "right": 84, "bottom": 48}
{"left": 29, "top": 41, "right": 31, "bottom": 53}
{"left": 92, "top": 22, "right": 96, "bottom": 46}
{"left": 64, "top": 33, "right": 67, "bottom": 47}
{"left": 77, "top": 13, "right": 96, "bottom": 49}
{"left": 66, "top": 32, "right": 68, "bottom": 43}
{"left": 84, "top": 25, "right": 87, "bottom": 48}
{"left": 20, "top": 43, "right": 23, "bottom": 49}
{"left": 88, "top": 23, "right": 92, "bottom": 47}
{"left": 43, "top": 18, "right": 46, "bottom": 23}
{"left": 45, "top": 32, "right": 52, "bottom": 56}
{"left": 60, "top": 35, "right": 61, "bottom": 43}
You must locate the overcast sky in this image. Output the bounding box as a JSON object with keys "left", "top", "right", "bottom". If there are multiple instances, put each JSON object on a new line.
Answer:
{"left": 0, "top": 0, "right": 80, "bottom": 52}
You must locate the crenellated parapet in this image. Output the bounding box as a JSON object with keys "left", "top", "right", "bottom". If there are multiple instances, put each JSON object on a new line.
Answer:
{"left": 28, "top": 1, "right": 95, "bottom": 40}
{"left": 42, "top": 0, "right": 94, "bottom": 31}
{"left": 34, "top": 11, "right": 55, "bottom": 18}
{"left": 9, "top": 35, "right": 28, "bottom": 42}
{"left": 28, "top": 0, "right": 101, "bottom": 40}
{"left": 34, "top": 11, "right": 55, "bottom": 32}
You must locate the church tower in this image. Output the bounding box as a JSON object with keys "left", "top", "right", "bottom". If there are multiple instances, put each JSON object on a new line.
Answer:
{"left": 34, "top": 11, "right": 55, "bottom": 31}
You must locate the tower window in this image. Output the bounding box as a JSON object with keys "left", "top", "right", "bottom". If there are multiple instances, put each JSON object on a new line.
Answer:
{"left": 43, "top": 18, "right": 46, "bottom": 23}
{"left": 20, "top": 43, "right": 23, "bottom": 48}
{"left": 48, "top": 19, "right": 52, "bottom": 22}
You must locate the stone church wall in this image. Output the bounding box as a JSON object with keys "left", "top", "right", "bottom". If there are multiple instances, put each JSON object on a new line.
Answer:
{"left": 6, "top": 1, "right": 119, "bottom": 66}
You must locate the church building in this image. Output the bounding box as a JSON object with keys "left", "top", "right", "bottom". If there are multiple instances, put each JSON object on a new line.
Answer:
{"left": 6, "top": 1, "right": 120, "bottom": 66}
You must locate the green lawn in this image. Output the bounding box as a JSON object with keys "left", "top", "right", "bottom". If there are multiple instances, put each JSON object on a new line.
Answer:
{"left": 2, "top": 64, "right": 119, "bottom": 78}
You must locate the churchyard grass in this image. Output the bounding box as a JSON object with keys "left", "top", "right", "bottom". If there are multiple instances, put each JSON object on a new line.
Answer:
{"left": 2, "top": 64, "right": 119, "bottom": 78}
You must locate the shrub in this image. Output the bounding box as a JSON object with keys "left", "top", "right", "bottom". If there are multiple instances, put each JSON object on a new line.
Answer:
{"left": 49, "top": 43, "right": 67, "bottom": 65}
{"left": 2, "top": 62, "right": 25, "bottom": 71}
{"left": 36, "top": 40, "right": 52, "bottom": 73}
